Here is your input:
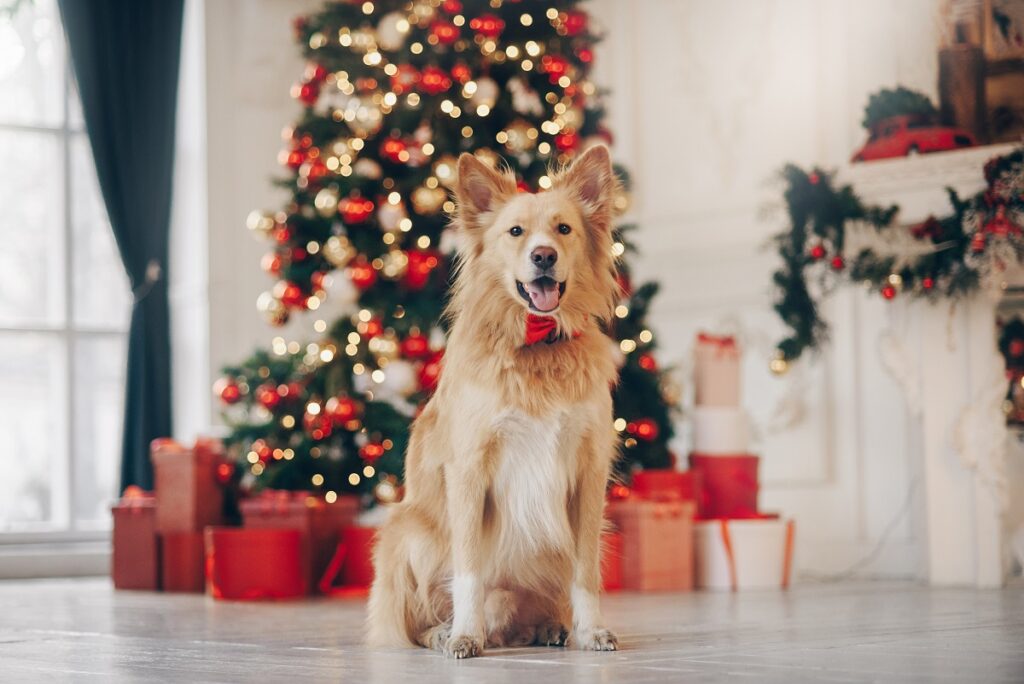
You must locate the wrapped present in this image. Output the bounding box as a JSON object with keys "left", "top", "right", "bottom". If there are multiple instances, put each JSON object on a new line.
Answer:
{"left": 601, "top": 530, "right": 624, "bottom": 592}
{"left": 111, "top": 487, "right": 160, "bottom": 590}
{"left": 694, "top": 333, "right": 741, "bottom": 407}
{"left": 151, "top": 437, "right": 225, "bottom": 533}
{"left": 694, "top": 516, "right": 795, "bottom": 590}
{"left": 161, "top": 531, "right": 205, "bottom": 593}
{"left": 205, "top": 527, "right": 307, "bottom": 600}
{"left": 606, "top": 498, "right": 695, "bottom": 591}
{"left": 688, "top": 453, "right": 759, "bottom": 519}
{"left": 631, "top": 469, "right": 701, "bottom": 502}
{"left": 240, "top": 490, "right": 359, "bottom": 594}
{"left": 692, "top": 406, "right": 749, "bottom": 454}
{"left": 319, "top": 525, "right": 377, "bottom": 597}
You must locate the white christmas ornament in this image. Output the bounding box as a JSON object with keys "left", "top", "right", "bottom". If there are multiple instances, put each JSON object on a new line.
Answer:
{"left": 379, "top": 359, "right": 417, "bottom": 397}
{"left": 376, "top": 11, "right": 409, "bottom": 51}
{"left": 377, "top": 201, "right": 408, "bottom": 233}
{"left": 509, "top": 77, "right": 543, "bottom": 116}
{"left": 469, "top": 77, "right": 499, "bottom": 109}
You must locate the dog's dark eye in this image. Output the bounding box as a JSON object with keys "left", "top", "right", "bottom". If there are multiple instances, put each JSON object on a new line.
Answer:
{"left": 509, "top": 226, "right": 523, "bottom": 237}
{"left": 557, "top": 223, "right": 572, "bottom": 235}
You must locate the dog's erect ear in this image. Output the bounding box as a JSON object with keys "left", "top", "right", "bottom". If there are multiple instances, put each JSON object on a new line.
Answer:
{"left": 455, "top": 153, "right": 516, "bottom": 229}
{"left": 556, "top": 144, "right": 615, "bottom": 231}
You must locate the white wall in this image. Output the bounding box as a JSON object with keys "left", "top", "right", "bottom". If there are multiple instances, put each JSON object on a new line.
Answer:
{"left": 188, "top": 0, "right": 954, "bottom": 578}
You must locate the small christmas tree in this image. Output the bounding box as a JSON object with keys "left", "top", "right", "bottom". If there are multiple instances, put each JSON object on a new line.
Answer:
{"left": 218, "top": 0, "right": 678, "bottom": 504}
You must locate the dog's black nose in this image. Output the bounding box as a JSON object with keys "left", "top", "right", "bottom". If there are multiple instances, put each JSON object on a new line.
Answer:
{"left": 531, "top": 246, "right": 558, "bottom": 269}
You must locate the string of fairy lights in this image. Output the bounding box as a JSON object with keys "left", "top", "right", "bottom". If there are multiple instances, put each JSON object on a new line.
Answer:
{"left": 217, "top": 0, "right": 675, "bottom": 501}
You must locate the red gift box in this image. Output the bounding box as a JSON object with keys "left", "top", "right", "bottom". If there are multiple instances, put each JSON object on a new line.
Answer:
{"left": 601, "top": 530, "right": 624, "bottom": 592}
{"left": 161, "top": 531, "right": 206, "bottom": 593}
{"left": 319, "top": 525, "right": 377, "bottom": 597}
{"left": 606, "top": 498, "right": 695, "bottom": 591}
{"left": 205, "top": 527, "right": 307, "bottom": 600}
{"left": 240, "top": 490, "right": 359, "bottom": 594}
{"left": 631, "top": 469, "right": 701, "bottom": 502}
{"left": 688, "top": 453, "right": 760, "bottom": 519}
{"left": 111, "top": 489, "right": 160, "bottom": 590}
{"left": 694, "top": 333, "right": 741, "bottom": 407}
{"left": 151, "top": 437, "right": 225, "bottom": 533}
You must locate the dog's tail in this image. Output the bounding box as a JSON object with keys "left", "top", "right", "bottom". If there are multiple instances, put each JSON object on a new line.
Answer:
{"left": 366, "top": 525, "right": 420, "bottom": 648}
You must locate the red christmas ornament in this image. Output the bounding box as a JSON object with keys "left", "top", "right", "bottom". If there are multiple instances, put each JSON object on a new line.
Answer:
{"left": 809, "top": 244, "right": 826, "bottom": 260}
{"left": 339, "top": 196, "right": 375, "bottom": 223}
{"left": 560, "top": 10, "right": 588, "bottom": 36}
{"left": 627, "top": 418, "right": 659, "bottom": 441}
{"left": 347, "top": 258, "right": 378, "bottom": 290}
{"left": 830, "top": 255, "right": 845, "bottom": 270}
{"left": 576, "top": 47, "right": 593, "bottom": 63}
{"left": 360, "top": 441, "right": 386, "bottom": 463}
{"left": 216, "top": 462, "right": 234, "bottom": 485}
{"left": 216, "top": 378, "right": 242, "bottom": 405}
{"left": 638, "top": 353, "right": 657, "bottom": 372}
{"left": 284, "top": 148, "right": 305, "bottom": 170}
{"left": 380, "top": 136, "right": 408, "bottom": 163}
{"left": 304, "top": 411, "right": 333, "bottom": 441}
{"left": 469, "top": 13, "right": 505, "bottom": 38}
{"left": 554, "top": 130, "right": 580, "bottom": 152}
{"left": 922, "top": 276, "right": 935, "bottom": 291}
{"left": 539, "top": 54, "right": 570, "bottom": 84}
{"left": 304, "top": 158, "right": 328, "bottom": 182}
{"left": 808, "top": 172, "right": 821, "bottom": 185}
{"left": 441, "top": 0, "right": 462, "bottom": 12}
{"left": 279, "top": 382, "right": 303, "bottom": 402}
{"left": 881, "top": 284, "right": 897, "bottom": 300}
{"left": 419, "top": 66, "right": 452, "bottom": 95}
{"left": 261, "top": 252, "right": 282, "bottom": 275}
{"left": 279, "top": 282, "right": 305, "bottom": 308}
{"left": 450, "top": 62, "right": 472, "bottom": 84}
{"left": 516, "top": 179, "right": 531, "bottom": 193}
{"left": 255, "top": 383, "right": 281, "bottom": 410}
{"left": 251, "top": 439, "right": 273, "bottom": 462}
{"left": 296, "top": 81, "right": 319, "bottom": 106}
{"left": 1010, "top": 340, "right": 1024, "bottom": 358}
{"left": 400, "top": 332, "right": 431, "bottom": 359}
{"left": 297, "top": 133, "right": 314, "bottom": 149}
{"left": 358, "top": 316, "right": 384, "bottom": 339}
{"left": 325, "top": 395, "right": 361, "bottom": 425}
{"left": 390, "top": 64, "right": 420, "bottom": 95}
{"left": 310, "top": 270, "right": 329, "bottom": 291}
{"left": 608, "top": 484, "right": 631, "bottom": 500}
{"left": 430, "top": 20, "right": 460, "bottom": 45}
{"left": 418, "top": 351, "right": 444, "bottom": 392}
{"left": 291, "top": 246, "right": 307, "bottom": 262}
{"left": 306, "top": 62, "right": 328, "bottom": 83}
{"left": 273, "top": 225, "right": 292, "bottom": 245}
{"left": 403, "top": 249, "right": 440, "bottom": 290}
{"left": 911, "top": 216, "right": 941, "bottom": 240}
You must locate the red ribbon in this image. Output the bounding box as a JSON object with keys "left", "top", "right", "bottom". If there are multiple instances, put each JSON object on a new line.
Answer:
{"left": 697, "top": 332, "right": 736, "bottom": 349}
{"left": 524, "top": 314, "right": 581, "bottom": 346}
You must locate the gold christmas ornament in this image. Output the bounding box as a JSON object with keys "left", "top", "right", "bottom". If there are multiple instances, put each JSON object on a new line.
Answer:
{"left": 433, "top": 155, "right": 459, "bottom": 188}
{"left": 256, "top": 291, "right": 289, "bottom": 326}
{"left": 246, "top": 210, "right": 276, "bottom": 237}
{"left": 341, "top": 96, "right": 383, "bottom": 137}
{"left": 769, "top": 353, "right": 790, "bottom": 376}
{"left": 469, "top": 77, "right": 499, "bottom": 109}
{"left": 411, "top": 185, "right": 447, "bottom": 214}
{"left": 314, "top": 187, "right": 339, "bottom": 217}
{"left": 368, "top": 330, "right": 400, "bottom": 361}
{"left": 379, "top": 249, "right": 409, "bottom": 280}
{"left": 322, "top": 235, "right": 356, "bottom": 268}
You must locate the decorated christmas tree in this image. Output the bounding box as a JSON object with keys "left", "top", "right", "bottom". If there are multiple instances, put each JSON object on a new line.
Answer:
{"left": 217, "top": 0, "right": 678, "bottom": 505}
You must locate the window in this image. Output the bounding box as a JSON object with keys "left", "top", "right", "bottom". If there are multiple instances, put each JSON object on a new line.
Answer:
{"left": 0, "top": 0, "right": 130, "bottom": 534}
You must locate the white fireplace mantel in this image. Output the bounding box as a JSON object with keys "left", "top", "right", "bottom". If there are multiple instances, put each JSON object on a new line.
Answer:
{"left": 841, "top": 144, "right": 1018, "bottom": 588}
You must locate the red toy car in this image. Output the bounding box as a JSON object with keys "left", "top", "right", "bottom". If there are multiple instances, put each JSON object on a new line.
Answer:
{"left": 851, "top": 114, "right": 975, "bottom": 162}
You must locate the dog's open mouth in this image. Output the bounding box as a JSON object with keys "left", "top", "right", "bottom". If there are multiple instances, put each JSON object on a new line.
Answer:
{"left": 516, "top": 277, "right": 566, "bottom": 313}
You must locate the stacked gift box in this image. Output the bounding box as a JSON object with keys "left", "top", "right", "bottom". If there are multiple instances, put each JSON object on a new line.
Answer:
{"left": 111, "top": 438, "right": 370, "bottom": 599}
{"left": 688, "top": 333, "right": 795, "bottom": 590}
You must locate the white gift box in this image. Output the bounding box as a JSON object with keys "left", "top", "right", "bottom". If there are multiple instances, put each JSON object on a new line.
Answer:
{"left": 694, "top": 517, "right": 795, "bottom": 590}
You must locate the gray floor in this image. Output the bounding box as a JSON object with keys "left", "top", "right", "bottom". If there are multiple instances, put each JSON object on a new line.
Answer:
{"left": 0, "top": 579, "right": 1021, "bottom": 683}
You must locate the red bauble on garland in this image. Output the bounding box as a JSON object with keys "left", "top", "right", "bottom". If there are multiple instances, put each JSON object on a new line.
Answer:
{"left": 215, "top": 377, "right": 242, "bottom": 405}
{"left": 554, "top": 130, "right": 580, "bottom": 152}
{"left": 403, "top": 249, "right": 440, "bottom": 290}
{"left": 261, "top": 252, "right": 282, "bottom": 275}
{"left": 284, "top": 148, "right": 305, "bottom": 170}
{"left": 358, "top": 316, "right": 384, "bottom": 339}
{"left": 304, "top": 410, "right": 333, "bottom": 441}
{"left": 430, "top": 20, "right": 460, "bottom": 45}
{"left": 469, "top": 13, "right": 504, "bottom": 38}
{"left": 296, "top": 81, "right": 319, "bottom": 106}
{"left": 419, "top": 66, "right": 452, "bottom": 95}
{"left": 539, "top": 54, "right": 570, "bottom": 84}
{"left": 339, "top": 196, "right": 375, "bottom": 224}
{"left": 441, "top": 0, "right": 462, "bottom": 13}
{"left": 360, "top": 441, "right": 386, "bottom": 463}
{"left": 273, "top": 225, "right": 292, "bottom": 245}
{"left": 255, "top": 383, "right": 281, "bottom": 410}
{"left": 627, "top": 418, "right": 659, "bottom": 441}
{"left": 922, "top": 276, "right": 935, "bottom": 290}
{"left": 325, "top": 395, "right": 361, "bottom": 425}
{"left": 830, "top": 255, "right": 845, "bottom": 270}
{"left": 390, "top": 64, "right": 420, "bottom": 95}
{"left": 347, "top": 258, "right": 378, "bottom": 290}
{"left": 278, "top": 281, "right": 306, "bottom": 308}
{"left": 400, "top": 331, "right": 431, "bottom": 359}
{"left": 809, "top": 244, "right": 826, "bottom": 260}
{"left": 638, "top": 354, "right": 657, "bottom": 372}
{"left": 560, "top": 10, "right": 588, "bottom": 36}
{"left": 881, "top": 284, "right": 897, "bottom": 299}
{"left": 380, "top": 136, "right": 408, "bottom": 163}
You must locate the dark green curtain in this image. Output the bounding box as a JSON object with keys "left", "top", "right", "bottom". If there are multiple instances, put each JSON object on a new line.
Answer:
{"left": 58, "top": 0, "right": 184, "bottom": 490}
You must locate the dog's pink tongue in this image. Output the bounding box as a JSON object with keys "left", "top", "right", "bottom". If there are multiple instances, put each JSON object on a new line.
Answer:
{"left": 526, "top": 279, "right": 560, "bottom": 311}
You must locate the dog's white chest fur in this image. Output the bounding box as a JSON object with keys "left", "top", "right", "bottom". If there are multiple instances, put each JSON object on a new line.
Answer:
{"left": 490, "top": 407, "right": 586, "bottom": 552}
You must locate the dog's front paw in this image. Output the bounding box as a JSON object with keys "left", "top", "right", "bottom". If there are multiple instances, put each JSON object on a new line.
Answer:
{"left": 574, "top": 627, "right": 618, "bottom": 651}
{"left": 535, "top": 620, "right": 569, "bottom": 647}
{"left": 444, "top": 633, "right": 484, "bottom": 659}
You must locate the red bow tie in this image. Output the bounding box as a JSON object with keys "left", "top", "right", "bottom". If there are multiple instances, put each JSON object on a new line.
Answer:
{"left": 525, "top": 314, "right": 581, "bottom": 346}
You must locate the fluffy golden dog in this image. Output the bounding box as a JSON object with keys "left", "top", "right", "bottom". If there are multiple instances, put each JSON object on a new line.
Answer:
{"left": 367, "top": 145, "right": 620, "bottom": 658}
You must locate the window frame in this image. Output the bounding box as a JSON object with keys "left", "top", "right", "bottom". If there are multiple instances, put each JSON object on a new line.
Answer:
{"left": 0, "top": 17, "right": 128, "bottom": 543}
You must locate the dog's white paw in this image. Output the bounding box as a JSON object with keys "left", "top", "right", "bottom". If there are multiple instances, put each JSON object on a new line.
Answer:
{"left": 574, "top": 627, "right": 618, "bottom": 651}
{"left": 535, "top": 620, "right": 569, "bottom": 647}
{"left": 444, "top": 633, "right": 484, "bottom": 659}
